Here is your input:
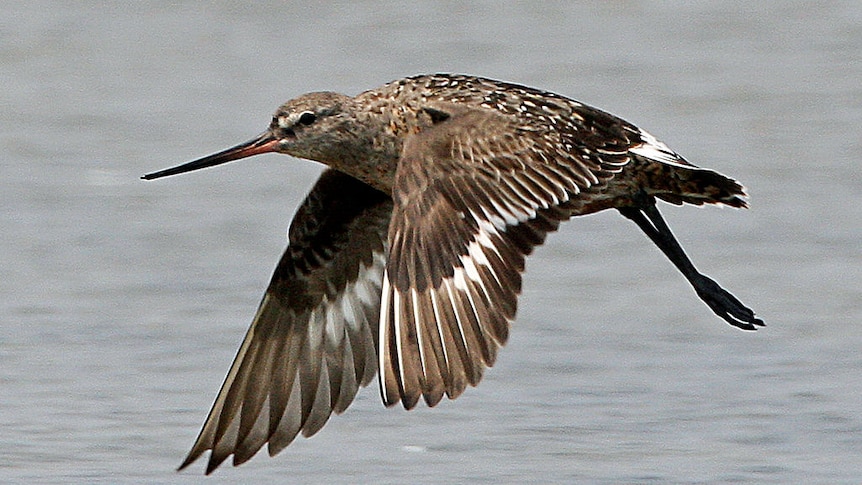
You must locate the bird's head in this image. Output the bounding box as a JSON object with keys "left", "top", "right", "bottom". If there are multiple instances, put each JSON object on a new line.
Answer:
{"left": 141, "top": 92, "right": 356, "bottom": 181}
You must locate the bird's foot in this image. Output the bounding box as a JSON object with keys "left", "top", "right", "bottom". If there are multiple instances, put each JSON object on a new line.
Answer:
{"left": 691, "top": 274, "right": 764, "bottom": 331}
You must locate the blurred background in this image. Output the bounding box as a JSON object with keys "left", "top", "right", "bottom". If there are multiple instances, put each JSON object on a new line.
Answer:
{"left": 2, "top": 1, "right": 860, "bottom": 483}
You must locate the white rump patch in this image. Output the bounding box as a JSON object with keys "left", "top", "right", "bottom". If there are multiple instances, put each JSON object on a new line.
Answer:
{"left": 630, "top": 129, "right": 690, "bottom": 168}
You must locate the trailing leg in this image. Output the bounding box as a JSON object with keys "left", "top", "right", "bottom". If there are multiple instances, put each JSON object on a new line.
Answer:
{"left": 618, "top": 200, "right": 764, "bottom": 330}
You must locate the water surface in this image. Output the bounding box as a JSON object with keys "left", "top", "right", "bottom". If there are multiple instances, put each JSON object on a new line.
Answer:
{"left": 2, "top": 2, "right": 861, "bottom": 483}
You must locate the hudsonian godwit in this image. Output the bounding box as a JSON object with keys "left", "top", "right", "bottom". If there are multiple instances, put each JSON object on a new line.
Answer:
{"left": 143, "top": 74, "right": 764, "bottom": 473}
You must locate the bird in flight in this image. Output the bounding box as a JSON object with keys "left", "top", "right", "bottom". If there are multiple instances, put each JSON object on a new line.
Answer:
{"left": 143, "top": 74, "right": 763, "bottom": 474}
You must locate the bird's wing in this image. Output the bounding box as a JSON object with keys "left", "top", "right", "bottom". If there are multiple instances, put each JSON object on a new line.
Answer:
{"left": 378, "top": 103, "right": 629, "bottom": 409}
{"left": 181, "top": 169, "right": 392, "bottom": 474}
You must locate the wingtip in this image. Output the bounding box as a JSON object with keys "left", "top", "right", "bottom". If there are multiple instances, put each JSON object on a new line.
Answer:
{"left": 380, "top": 392, "right": 401, "bottom": 408}
{"left": 423, "top": 390, "right": 445, "bottom": 408}
{"left": 176, "top": 451, "right": 197, "bottom": 472}
{"left": 401, "top": 393, "right": 421, "bottom": 410}
{"left": 175, "top": 449, "right": 228, "bottom": 476}
{"left": 205, "top": 455, "right": 225, "bottom": 475}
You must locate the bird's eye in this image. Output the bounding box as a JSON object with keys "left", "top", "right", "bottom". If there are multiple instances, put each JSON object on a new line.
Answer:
{"left": 297, "top": 111, "right": 317, "bottom": 126}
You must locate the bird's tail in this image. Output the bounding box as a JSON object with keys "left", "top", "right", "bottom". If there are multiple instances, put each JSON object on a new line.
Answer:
{"left": 647, "top": 162, "right": 749, "bottom": 208}
{"left": 629, "top": 130, "right": 749, "bottom": 209}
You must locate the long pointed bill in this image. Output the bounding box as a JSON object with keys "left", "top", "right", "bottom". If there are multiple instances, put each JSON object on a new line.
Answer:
{"left": 141, "top": 132, "right": 279, "bottom": 180}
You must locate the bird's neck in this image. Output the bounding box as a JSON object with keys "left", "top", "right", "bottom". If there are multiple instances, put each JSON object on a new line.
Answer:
{"left": 317, "top": 95, "right": 437, "bottom": 195}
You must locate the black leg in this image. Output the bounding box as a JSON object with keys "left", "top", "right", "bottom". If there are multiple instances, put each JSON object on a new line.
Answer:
{"left": 618, "top": 202, "right": 764, "bottom": 331}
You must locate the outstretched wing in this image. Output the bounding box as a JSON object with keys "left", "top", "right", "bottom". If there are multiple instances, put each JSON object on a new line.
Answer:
{"left": 378, "top": 104, "right": 629, "bottom": 409}
{"left": 181, "top": 169, "right": 392, "bottom": 474}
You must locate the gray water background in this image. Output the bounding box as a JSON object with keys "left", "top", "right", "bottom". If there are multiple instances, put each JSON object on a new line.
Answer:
{"left": 2, "top": 1, "right": 861, "bottom": 483}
